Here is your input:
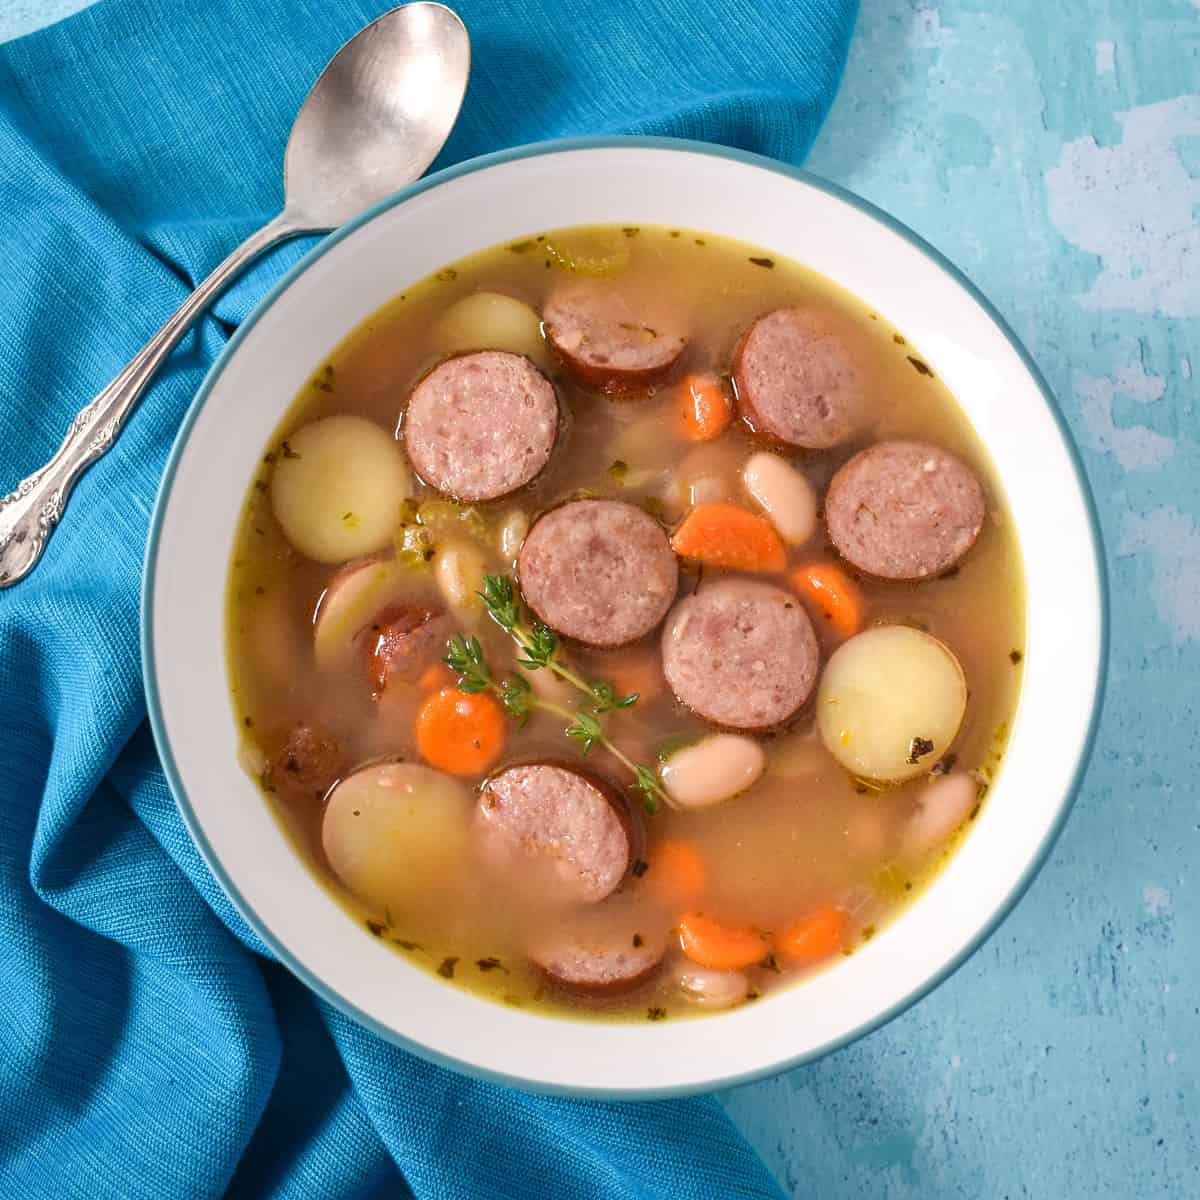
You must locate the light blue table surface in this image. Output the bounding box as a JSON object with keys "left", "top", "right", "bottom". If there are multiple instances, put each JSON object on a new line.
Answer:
{"left": 5, "top": 1, "right": 1197, "bottom": 1195}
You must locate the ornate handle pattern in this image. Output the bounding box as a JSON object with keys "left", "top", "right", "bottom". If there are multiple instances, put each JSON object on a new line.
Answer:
{"left": 0, "top": 214, "right": 304, "bottom": 588}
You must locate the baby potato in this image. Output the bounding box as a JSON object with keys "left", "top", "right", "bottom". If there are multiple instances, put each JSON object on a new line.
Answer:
{"left": 321, "top": 762, "right": 471, "bottom": 908}
{"left": 314, "top": 557, "right": 406, "bottom": 671}
{"left": 816, "top": 625, "right": 966, "bottom": 783}
{"left": 271, "top": 416, "right": 410, "bottom": 563}
{"left": 432, "top": 291, "right": 552, "bottom": 369}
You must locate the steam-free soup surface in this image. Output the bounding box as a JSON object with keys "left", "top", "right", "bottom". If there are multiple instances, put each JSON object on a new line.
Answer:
{"left": 227, "top": 225, "right": 1024, "bottom": 1022}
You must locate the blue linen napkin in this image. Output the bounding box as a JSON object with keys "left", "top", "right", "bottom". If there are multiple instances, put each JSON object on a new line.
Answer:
{"left": 0, "top": 0, "right": 856, "bottom": 1195}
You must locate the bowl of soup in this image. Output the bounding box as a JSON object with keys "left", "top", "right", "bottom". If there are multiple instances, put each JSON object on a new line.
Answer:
{"left": 142, "top": 137, "right": 1105, "bottom": 1096}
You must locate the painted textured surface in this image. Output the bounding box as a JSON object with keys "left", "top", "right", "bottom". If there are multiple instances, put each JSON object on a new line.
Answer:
{"left": 722, "top": 1, "right": 1200, "bottom": 1196}
{"left": 3, "top": 0, "right": 1196, "bottom": 1195}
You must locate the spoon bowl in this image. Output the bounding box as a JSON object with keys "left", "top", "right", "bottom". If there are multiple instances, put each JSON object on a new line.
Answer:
{"left": 283, "top": 3, "right": 471, "bottom": 225}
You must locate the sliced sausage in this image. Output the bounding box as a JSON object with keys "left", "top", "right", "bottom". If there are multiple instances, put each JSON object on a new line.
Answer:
{"left": 661, "top": 578, "right": 819, "bottom": 730}
{"left": 404, "top": 351, "right": 558, "bottom": 502}
{"left": 825, "top": 440, "right": 986, "bottom": 580}
{"left": 518, "top": 500, "right": 678, "bottom": 647}
{"left": 530, "top": 918, "right": 667, "bottom": 994}
{"left": 369, "top": 604, "right": 451, "bottom": 693}
{"left": 732, "top": 308, "right": 862, "bottom": 449}
{"left": 265, "top": 722, "right": 341, "bottom": 803}
{"left": 543, "top": 284, "right": 687, "bottom": 394}
{"left": 477, "top": 761, "right": 637, "bottom": 905}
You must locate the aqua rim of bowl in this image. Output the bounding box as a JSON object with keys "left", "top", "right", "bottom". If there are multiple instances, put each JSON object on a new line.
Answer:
{"left": 141, "top": 134, "right": 1110, "bottom": 1100}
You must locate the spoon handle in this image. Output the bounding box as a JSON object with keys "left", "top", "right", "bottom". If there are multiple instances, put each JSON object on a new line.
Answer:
{"left": 0, "top": 213, "right": 307, "bottom": 589}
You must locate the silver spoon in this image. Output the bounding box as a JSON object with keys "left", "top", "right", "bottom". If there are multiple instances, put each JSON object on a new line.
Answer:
{"left": 0, "top": 2, "right": 470, "bottom": 588}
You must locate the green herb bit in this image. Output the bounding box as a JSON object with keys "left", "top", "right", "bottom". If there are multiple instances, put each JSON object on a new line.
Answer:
{"left": 365, "top": 919, "right": 385, "bottom": 938}
{"left": 476, "top": 957, "right": 509, "bottom": 973}
{"left": 444, "top": 634, "right": 492, "bottom": 693}
{"left": 280, "top": 440, "right": 301, "bottom": 459}
{"left": 631, "top": 765, "right": 663, "bottom": 816}
{"left": 907, "top": 356, "right": 934, "bottom": 377}
{"left": 647, "top": 1006, "right": 667, "bottom": 1021}
{"left": 607, "top": 459, "right": 630, "bottom": 482}
{"left": 393, "top": 938, "right": 422, "bottom": 951}
{"left": 748, "top": 256, "right": 774, "bottom": 268}
{"left": 437, "top": 956, "right": 459, "bottom": 978}
{"left": 907, "top": 736, "right": 935, "bottom": 765}
{"left": 566, "top": 711, "right": 604, "bottom": 754}
{"left": 314, "top": 364, "right": 335, "bottom": 393}
{"left": 435, "top": 268, "right": 458, "bottom": 282}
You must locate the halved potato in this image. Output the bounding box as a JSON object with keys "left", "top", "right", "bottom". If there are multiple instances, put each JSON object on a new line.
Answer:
{"left": 431, "top": 291, "right": 552, "bottom": 369}
{"left": 816, "top": 625, "right": 966, "bottom": 783}
{"left": 313, "top": 557, "right": 409, "bottom": 671}
{"left": 321, "top": 762, "right": 471, "bottom": 908}
{"left": 271, "top": 416, "right": 410, "bottom": 563}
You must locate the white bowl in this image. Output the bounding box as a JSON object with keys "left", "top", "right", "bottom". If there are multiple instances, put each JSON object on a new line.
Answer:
{"left": 143, "top": 137, "right": 1106, "bottom": 1098}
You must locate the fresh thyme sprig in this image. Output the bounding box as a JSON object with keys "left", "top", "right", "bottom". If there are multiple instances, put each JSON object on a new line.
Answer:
{"left": 476, "top": 575, "right": 640, "bottom": 714}
{"left": 442, "top": 627, "right": 666, "bottom": 814}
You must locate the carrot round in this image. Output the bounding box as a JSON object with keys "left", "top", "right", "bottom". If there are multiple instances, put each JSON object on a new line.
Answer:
{"left": 679, "top": 374, "right": 732, "bottom": 442}
{"left": 645, "top": 840, "right": 706, "bottom": 902}
{"left": 415, "top": 688, "right": 504, "bottom": 776}
{"left": 790, "top": 561, "right": 864, "bottom": 639}
{"left": 677, "top": 911, "right": 769, "bottom": 970}
{"left": 670, "top": 503, "right": 787, "bottom": 573}
{"left": 775, "top": 907, "right": 847, "bottom": 964}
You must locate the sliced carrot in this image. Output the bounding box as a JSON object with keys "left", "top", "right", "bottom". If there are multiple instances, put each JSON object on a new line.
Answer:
{"left": 415, "top": 688, "right": 504, "bottom": 776}
{"left": 645, "top": 840, "right": 706, "bottom": 902}
{"left": 670, "top": 503, "right": 787, "bottom": 573}
{"left": 677, "top": 912, "right": 770, "bottom": 971}
{"left": 417, "top": 662, "right": 455, "bottom": 692}
{"left": 678, "top": 374, "right": 733, "bottom": 442}
{"left": 789, "top": 561, "right": 864, "bottom": 639}
{"left": 775, "top": 907, "right": 847, "bottom": 964}
{"left": 603, "top": 646, "right": 664, "bottom": 704}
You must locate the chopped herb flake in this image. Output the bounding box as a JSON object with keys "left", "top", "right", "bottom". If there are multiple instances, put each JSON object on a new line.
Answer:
{"left": 632, "top": 933, "right": 644, "bottom": 948}
{"left": 861, "top": 925, "right": 876, "bottom": 942}
{"left": 607, "top": 459, "right": 629, "bottom": 482}
{"left": 365, "top": 919, "right": 385, "bottom": 938}
{"left": 907, "top": 356, "right": 934, "bottom": 377}
{"left": 748, "top": 256, "right": 774, "bottom": 268}
{"left": 907, "top": 736, "right": 935, "bottom": 765}
{"left": 931, "top": 753, "right": 958, "bottom": 776}
{"left": 893, "top": 333, "right": 907, "bottom": 346}
{"left": 669, "top": 230, "right": 681, "bottom": 238}
{"left": 280, "top": 441, "right": 300, "bottom": 459}
{"left": 694, "top": 238, "right": 706, "bottom": 246}
{"left": 476, "top": 956, "right": 509, "bottom": 973}
{"left": 393, "top": 939, "right": 422, "bottom": 952}
{"left": 314, "top": 364, "right": 335, "bottom": 393}
{"left": 763, "top": 953, "right": 782, "bottom": 974}
{"left": 622, "top": 226, "right": 640, "bottom": 237}
{"left": 253, "top": 480, "right": 267, "bottom": 493}
{"left": 631, "top": 858, "right": 649, "bottom": 878}
{"left": 1010, "top": 649, "right": 1024, "bottom": 665}
{"left": 243, "top": 716, "right": 253, "bottom": 728}
{"left": 437, "top": 956, "right": 459, "bottom": 978}
{"left": 435, "top": 268, "right": 458, "bottom": 283}
{"left": 647, "top": 1006, "right": 667, "bottom": 1021}
{"left": 508, "top": 239, "right": 538, "bottom": 254}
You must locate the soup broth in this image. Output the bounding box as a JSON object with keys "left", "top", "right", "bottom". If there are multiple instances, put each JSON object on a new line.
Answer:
{"left": 226, "top": 225, "right": 1024, "bottom": 1022}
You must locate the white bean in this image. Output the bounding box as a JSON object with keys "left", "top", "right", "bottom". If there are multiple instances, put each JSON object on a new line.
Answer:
{"left": 741, "top": 452, "right": 817, "bottom": 545}
{"left": 497, "top": 510, "right": 529, "bottom": 561}
{"left": 673, "top": 962, "right": 751, "bottom": 1009}
{"left": 435, "top": 540, "right": 486, "bottom": 614}
{"left": 660, "top": 734, "right": 765, "bottom": 809}
{"left": 903, "top": 771, "right": 978, "bottom": 858}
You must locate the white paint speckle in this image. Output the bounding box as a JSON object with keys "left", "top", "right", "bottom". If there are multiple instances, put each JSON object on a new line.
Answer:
{"left": 1143, "top": 883, "right": 1172, "bottom": 916}
{"left": 1182, "top": 357, "right": 1193, "bottom": 381}
{"left": 1120, "top": 508, "right": 1200, "bottom": 641}
{"left": 1096, "top": 40, "right": 1116, "bottom": 76}
{"left": 1074, "top": 353, "right": 1173, "bottom": 470}
{"left": 912, "top": 7, "right": 956, "bottom": 51}
{"left": 950, "top": 1055, "right": 962, "bottom": 1069}
{"left": 1167, "top": 1051, "right": 1178, "bottom": 1066}
{"left": 1044, "top": 95, "right": 1200, "bottom": 316}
